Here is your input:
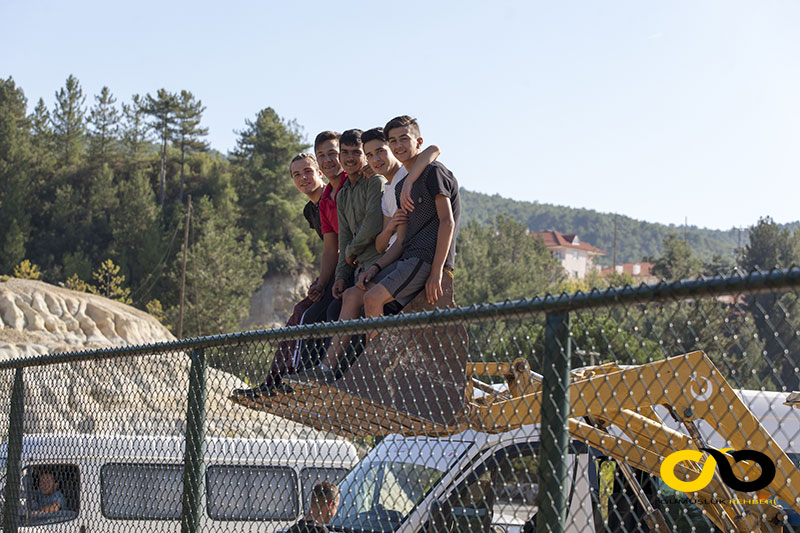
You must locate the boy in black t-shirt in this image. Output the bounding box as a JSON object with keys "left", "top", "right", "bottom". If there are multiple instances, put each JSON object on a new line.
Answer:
{"left": 358, "top": 115, "right": 460, "bottom": 316}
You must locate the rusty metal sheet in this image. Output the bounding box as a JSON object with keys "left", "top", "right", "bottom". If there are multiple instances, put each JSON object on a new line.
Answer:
{"left": 329, "top": 275, "right": 468, "bottom": 427}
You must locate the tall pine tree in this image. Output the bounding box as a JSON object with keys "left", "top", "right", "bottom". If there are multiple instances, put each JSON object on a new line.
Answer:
{"left": 174, "top": 90, "right": 209, "bottom": 202}
{"left": 121, "top": 94, "right": 151, "bottom": 173}
{"left": 0, "top": 77, "right": 32, "bottom": 273}
{"left": 145, "top": 89, "right": 177, "bottom": 206}
{"left": 230, "top": 107, "right": 311, "bottom": 272}
{"left": 111, "top": 169, "right": 161, "bottom": 292}
{"left": 52, "top": 75, "right": 86, "bottom": 168}
{"left": 171, "top": 197, "right": 260, "bottom": 336}
{"left": 87, "top": 86, "right": 120, "bottom": 168}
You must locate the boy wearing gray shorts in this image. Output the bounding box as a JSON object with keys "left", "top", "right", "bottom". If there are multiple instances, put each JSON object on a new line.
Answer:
{"left": 359, "top": 115, "right": 460, "bottom": 314}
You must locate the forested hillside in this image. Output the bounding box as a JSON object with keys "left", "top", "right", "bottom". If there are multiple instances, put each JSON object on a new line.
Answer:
{"left": 460, "top": 190, "right": 788, "bottom": 266}
{"left": 2, "top": 74, "right": 797, "bottom": 343}
{"left": 0, "top": 75, "right": 313, "bottom": 337}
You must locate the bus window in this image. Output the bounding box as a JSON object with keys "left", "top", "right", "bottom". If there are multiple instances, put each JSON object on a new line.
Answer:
{"left": 206, "top": 465, "right": 298, "bottom": 521}
{"left": 20, "top": 464, "right": 80, "bottom": 526}
{"left": 101, "top": 463, "right": 182, "bottom": 520}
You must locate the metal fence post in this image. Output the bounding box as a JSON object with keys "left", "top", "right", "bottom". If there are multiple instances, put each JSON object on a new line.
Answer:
{"left": 181, "top": 348, "right": 206, "bottom": 533}
{"left": 537, "top": 312, "right": 571, "bottom": 533}
{"left": 3, "top": 368, "right": 25, "bottom": 533}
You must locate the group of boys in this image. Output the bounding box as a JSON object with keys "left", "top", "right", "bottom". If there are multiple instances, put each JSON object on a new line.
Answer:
{"left": 232, "top": 115, "right": 460, "bottom": 401}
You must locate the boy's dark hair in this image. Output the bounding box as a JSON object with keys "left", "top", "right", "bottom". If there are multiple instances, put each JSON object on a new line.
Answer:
{"left": 384, "top": 115, "right": 420, "bottom": 138}
{"left": 340, "top": 129, "right": 363, "bottom": 147}
{"left": 361, "top": 127, "right": 387, "bottom": 146}
{"left": 310, "top": 481, "right": 339, "bottom": 507}
{"left": 314, "top": 131, "right": 340, "bottom": 152}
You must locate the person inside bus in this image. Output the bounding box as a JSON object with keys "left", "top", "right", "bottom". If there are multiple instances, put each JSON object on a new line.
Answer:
{"left": 287, "top": 481, "right": 340, "bottom": 533}
{"left": 28, "top": 470, "right": 65, "bottom": 519}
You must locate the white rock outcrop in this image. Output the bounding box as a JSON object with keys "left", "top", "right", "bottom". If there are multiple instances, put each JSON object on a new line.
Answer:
{"left": 242, "top": 269, "right": 313, "bottom": 329}
{"left": 0, "top": 279, "right": 326, "bottom": 440}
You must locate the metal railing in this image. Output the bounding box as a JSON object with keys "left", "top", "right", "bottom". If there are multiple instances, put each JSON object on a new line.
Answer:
{"left": 2, "top": 268, "right": 799, "bottom": 533}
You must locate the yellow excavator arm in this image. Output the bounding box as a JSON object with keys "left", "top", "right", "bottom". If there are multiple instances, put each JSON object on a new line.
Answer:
{"left": 466, "top": 351, "right": 800, "bottom": 532}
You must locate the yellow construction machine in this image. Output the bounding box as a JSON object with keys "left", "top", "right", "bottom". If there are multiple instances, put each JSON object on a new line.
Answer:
{"left": 239, "top": 335, "right": 800, "bottom": 531}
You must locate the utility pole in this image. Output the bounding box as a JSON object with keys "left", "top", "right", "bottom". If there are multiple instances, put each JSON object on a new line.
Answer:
{"left": 177, "top": 194, "right": 192, "bottom": 339}
{"left": 613, "top": 214, "right": 617, "bottom": 270}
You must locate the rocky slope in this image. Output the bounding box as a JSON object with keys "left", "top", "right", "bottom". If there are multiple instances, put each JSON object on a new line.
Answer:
{"left": 0, "top": 279, "right": 326, "bottom": 440}
{"left": 242, "top": 269, "right": 313, "bottom": 329}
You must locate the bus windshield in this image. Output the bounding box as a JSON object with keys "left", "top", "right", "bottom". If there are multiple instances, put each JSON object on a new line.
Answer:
{"left": 329, "top": 460, "right": 443, "bottom": 532}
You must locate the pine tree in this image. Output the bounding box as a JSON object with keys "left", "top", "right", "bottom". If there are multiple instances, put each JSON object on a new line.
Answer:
{"left": 651, "top": 234, "right": 702, "bottom": 281}
{"left": 121, "top": 94, "right": 151, "bottom": 172}
{"left": 87, "top": 86, "right": 120, "bottom": 168}
{"left": 174, "top": 90, "right": 209, "bottom": 202}
{"left": 145, "top": 89, "right": 177, "bottom": 206}
{"left": 0, "top": 76, "right": 33, "bottom": 274}
{"left": 86, "top": 164, "right": 119, "bottom": 254}
{"left": 230, "top": 107, "right": 311, "bottom": 272}
{"left": 90, "top": 259, "right": 132, "bottom": 304}
{"left": 52, "top": 74, "right": 86, "bottom": 168}
{"left": 738, "top": 217, "right": 800, "bottom": 391}
{"left": 30, "top": 98, "right": 56, "bottom": 171}
{"left": 172, "top": 197, "right": 260, "bottom": 336}
{"left": 739, "top": 216, "right": 796, "bottom": 271}
{"left": 111, "top": 169, "right": 161, "bottom": 289}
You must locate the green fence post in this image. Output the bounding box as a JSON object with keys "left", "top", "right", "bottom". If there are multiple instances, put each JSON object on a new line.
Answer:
{"left": 537, "top": 312, "right": 571, "bottom": 533}
{"left": 3, "top": 368, "right": 24, "bottom": 533}
{"left": 181, "top": 348, "right": 206, "bottom": 533}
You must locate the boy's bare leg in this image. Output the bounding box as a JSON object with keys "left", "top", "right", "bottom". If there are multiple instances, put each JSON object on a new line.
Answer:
{"left": 363, "top": 285, "right": 395, "bottom": 340}
{"left": 320, "top": 286, "right": 365, "bottom": 369}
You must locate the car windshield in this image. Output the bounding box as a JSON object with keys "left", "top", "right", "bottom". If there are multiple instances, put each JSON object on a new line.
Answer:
{"left": 329, "top": 460, "right": 444, "bottom": 532}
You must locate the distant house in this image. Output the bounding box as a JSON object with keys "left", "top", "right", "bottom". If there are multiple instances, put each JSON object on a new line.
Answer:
{"left": 532, "top": 230, "right": 606, "bottom": 279}
{"left": 601, "top": 262, "right": 658, "bottom": 283}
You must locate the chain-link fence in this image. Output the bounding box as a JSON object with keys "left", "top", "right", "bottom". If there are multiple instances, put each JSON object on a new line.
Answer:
{"left": 1, "top": 269, "right": 799, "bottom": 532}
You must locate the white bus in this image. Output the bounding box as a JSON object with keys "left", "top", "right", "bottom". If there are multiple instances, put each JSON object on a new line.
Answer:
{"left": 0, "top": 434, "right": 359, "bottom": 532}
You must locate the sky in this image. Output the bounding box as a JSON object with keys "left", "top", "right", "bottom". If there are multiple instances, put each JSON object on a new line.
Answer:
{"left": 2, "top": 0, "right": 798, "bottom": 231}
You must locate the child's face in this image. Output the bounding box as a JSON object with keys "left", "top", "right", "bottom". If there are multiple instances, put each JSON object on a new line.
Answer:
{"left": 339, "top": 143, "right": 367, "bottom": 176}
{"left": 364, "top": 139, "right": 395, "bottom": 176}
{"left": 39, "top": 473, "right": 56, "bottom": 495}
{"left": 315, "top": 139, "right": 343, "bottom": 180}
{"left": 387, "top": 126, "right": 422, "bottom": 164}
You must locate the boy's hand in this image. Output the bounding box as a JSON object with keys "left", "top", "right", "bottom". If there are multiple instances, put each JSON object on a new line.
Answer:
{"left": 389, "top": 209, "right": 408, "bottom": 230}
{"left": 357, "top": 264, "right": 380, "bottom": 290}
{"left": 400, "top": 180, "right": 415, "bottom": 212}
{"left": 345, "top": 255, "right": 357, "bottom": 266}
{"left": 308, "top": 281, "right": 323, "bottom": 302}
{"left": 332, "top": 279, "right": 347, "bottom": 299}
{"left": 425, "top": 270, "right": 443, "bottom": 305}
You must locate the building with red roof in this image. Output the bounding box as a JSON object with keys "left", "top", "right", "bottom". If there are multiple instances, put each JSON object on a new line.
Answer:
{"left": 532, "top": 230, "right": 606, "bottom": 279}
{"left": 600, "top": 262, "right": 657, "bottom": 283}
